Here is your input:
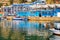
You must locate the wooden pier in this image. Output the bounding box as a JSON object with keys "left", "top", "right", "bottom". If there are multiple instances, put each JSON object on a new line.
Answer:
{"left": 28, "top": 17, "right": 60, "bottom": 23}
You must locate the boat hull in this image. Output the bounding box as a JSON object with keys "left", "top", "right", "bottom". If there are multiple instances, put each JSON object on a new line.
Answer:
{"left": 12, "top": 18, "right": 28, "bottom": 21}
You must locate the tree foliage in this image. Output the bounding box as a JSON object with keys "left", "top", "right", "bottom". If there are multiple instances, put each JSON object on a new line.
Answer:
{"left": 32, "top": 0, "right": 36, "bottom": 2}
{"left": 19, "top": 0, "right": 23, "bottom": 3}
{"left": 9, "top": 0, "right": 13, "bottom": 5}
{"left": 19, "top": 0, "right": 26, "bottom": 3}
{"left": 5, "top": 3, "right": 9, "bottom": 6}
{"left": 0, "top": 3, "right": 2, "bottom": 8}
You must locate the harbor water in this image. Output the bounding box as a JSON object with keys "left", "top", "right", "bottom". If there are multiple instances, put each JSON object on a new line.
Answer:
{"left": 0, "top": 20, "right": 60, "bottom": 40}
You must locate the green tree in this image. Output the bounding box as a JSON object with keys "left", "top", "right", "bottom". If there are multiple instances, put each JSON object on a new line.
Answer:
{"left": 32, "top": 0, "right": 36, "bottom": 2}
{"left": 19, "top": 0, "right": 23, "bottom": 3}
{"left": 19, "top": 0, "right": 26, "bottom": 3}
{"left": 5, "top": 4, "right": 9, "bottom": 6}
{"left": 9, "top": 0, "right": 13, "bottom": 5}
{"left": 0, "top": 3, "right": 2, "bottom": 8}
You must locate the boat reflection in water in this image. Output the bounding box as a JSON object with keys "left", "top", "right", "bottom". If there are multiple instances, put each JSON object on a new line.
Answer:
{"left": 0, "top": 20, "right": 52, "bottom": 40}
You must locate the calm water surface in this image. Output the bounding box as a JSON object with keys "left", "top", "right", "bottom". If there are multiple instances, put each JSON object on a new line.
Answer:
{"left": 0, "top": 20, "right": 58, "bottom": 40}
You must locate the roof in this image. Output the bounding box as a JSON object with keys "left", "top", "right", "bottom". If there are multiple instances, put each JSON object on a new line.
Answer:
{"left": 0, "top": 12, "right": 4, "bottom": 14}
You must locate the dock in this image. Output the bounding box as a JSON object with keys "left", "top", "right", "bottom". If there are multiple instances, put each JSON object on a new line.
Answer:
{"left": 28, "top": 17, "right": 60, "bottom": 23}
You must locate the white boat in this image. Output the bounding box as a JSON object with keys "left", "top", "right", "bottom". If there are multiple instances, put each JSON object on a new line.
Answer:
{"left": 50, "top": 22, "right": 60, "bottom": 35}
{"left": 50, "top": 28, "right": 60, "bottom": 34}
{"left": 13, "top": 17, "right": 28, "bottom": 21}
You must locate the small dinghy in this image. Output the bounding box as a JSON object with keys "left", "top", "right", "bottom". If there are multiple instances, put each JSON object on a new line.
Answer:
{"left": 13, "top": 17, "right": 28, "bottom": 21}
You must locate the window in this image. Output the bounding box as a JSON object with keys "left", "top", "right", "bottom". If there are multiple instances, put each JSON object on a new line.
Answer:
{"left": 42, "top": 1, "right": 45, "bottom": 3}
